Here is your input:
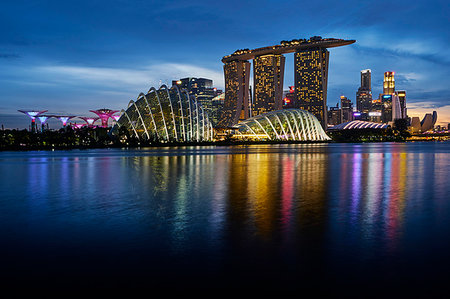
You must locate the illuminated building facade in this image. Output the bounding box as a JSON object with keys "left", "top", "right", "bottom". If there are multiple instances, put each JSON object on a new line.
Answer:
{"left": 383, "top": 71, "right": 395, "bottom": 94}
{"left": 253, "top": 54, "right": 285, "bottom": 116}
{"left": 172, "top": 77, "right": 222, "bottom": 114}
{"left": 340, "top": 96, "right": 353, "bottom": 123}
{"left": 210, "top": 93, "right": 225, "bottom": 126}
{"left": 327, "top": 104, "right": 341, "bottom": 126}
{"left": 327, "top": 96, "right": 354, "bottom": 126}
{"left": 233, "top": 109, "right": 330, "bottom": 141}
{"left": 356, "top": 69, "right": 372, "bottom": 116}
{"left": 219, "top": 60, "right": 251, "bottom": 127}
{"left": 221, "top": 37, "right": 355, "bottom": 128}
{"left": 173, "top": 77, "right": 213, "bottom": 92}
{"left": 410, "top": 111, "right": 437, "bottom": 133}
{"left": 295, "top": 48, "right": 329, "bottom": 129}
{"left": 396, "top": 90, "right": 407, "bottom": 119}
{"left": 110, "top": 85, "right": 213, "bottom": 142}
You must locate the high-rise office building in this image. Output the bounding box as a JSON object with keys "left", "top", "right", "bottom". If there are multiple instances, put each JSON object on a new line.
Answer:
{"left": 252, "top": 54, "right": 285, "bottom": 116}
{"left": 173, "top": 77, "right": 213, "bottom": 93}
{"left": 219, "top": 60, "right": 251, "bottom": 127}
{"left": 340, "top": 96, "right": 353, "bottom": 123}
{"left": 295, "top": 48, "right": 329, "bottom": 128}
{"left": 221, "top": 37, "right": 355, "bottom": 128}
{"left": 356, "top": 69, "right": 372, "bottom": 115}
{"left": 327, "top": 104, "right": 341, "bottom": 126}
{"left": 396, "top": 90, "right": 407, "bottom": 119}
{"left": 172, "top": 77, "right": 222, "bottom": 118}
{"left": 383, "top": 71, "right": 395, "bottom": 94}
{"left": 361, "top": 69, "right": 371, "bottom": 89}
{"left": 210, "top": 93, "right": 225, "bottom": 127}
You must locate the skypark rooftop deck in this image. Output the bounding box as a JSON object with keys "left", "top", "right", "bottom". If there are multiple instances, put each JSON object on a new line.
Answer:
{"left": 222, "top": 37, "right": 355, "bottom": 63}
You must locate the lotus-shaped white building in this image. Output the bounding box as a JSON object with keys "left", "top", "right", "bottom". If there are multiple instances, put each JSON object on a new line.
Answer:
{"left": 110, "top": 85, "right": 213, "bottom": 142}
{"left": 233, "top": 109, "right": 330, "bottom": 141}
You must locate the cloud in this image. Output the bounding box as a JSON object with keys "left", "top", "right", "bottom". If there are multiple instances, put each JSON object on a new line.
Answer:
{"left": 36, "top": 63, "right": 225, "bottom": 91}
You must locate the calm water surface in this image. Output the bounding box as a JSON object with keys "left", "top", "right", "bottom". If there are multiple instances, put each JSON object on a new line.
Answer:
{"left": 1, "top": 142, "right": 449, "bottom": 294}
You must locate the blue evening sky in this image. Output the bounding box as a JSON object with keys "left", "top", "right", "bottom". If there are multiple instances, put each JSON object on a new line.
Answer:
{"left": 1, "top": 0, "right": 449, "bottom": 128}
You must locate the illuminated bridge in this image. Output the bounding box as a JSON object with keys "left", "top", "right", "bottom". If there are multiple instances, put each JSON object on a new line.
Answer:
{"left": 219, "top": 36, "right": 355, "bottom": 129}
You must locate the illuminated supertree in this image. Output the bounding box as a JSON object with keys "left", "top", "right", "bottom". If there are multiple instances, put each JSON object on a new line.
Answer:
{"left": 37, "top": 115, "right": 52, "bottom": 132}
{"left": 71, "top": 123, "right": 85, "bottom": 129}
{"left": 90, "top": 109, "right": 119, "bottom": 128}
{"left": 54, "top": 115, "right": 76, "bottom": 127}
{"left": 111, "top": 114, "right": 121, "bottom": 122}
{"left": 18, "top": 110, "right": 48, "bottom": 132}
{"left": 79, "top": 117, "right": 99, "bottom": 127}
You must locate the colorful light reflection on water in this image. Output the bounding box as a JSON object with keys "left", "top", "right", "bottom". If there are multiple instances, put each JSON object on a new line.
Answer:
{"left": 0, "top": 142, "right": 449, "bottom": 294}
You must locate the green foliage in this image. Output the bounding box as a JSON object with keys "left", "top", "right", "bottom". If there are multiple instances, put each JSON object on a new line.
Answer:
{"left": 0, "top": 127, "right": 121, "bottom": 150}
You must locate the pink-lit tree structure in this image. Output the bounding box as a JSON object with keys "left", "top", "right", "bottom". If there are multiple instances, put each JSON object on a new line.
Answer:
{"left": 71, "top": 123, "right": 85, "bottom": 129}
{"left": 89, "top": 109, "right": 119, "bottom": 128}
{"left": 18, "top": 110, "right": 48, "bottom": 132}
{"left": 111, "top": 114, "right": 121, "bottom": 122}
{"left": 79, "top": 117, "right": 99, "bottom": 127}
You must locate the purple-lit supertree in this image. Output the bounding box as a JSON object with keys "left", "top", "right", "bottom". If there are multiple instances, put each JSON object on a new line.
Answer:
{"left": 89, "top": 109, "right": 119, "bottom": 128}
{"left": 79, "top": 117, "right": 99, "bottom": 128}
{"left": 37, "top": 115, "right": 52, "bottom": 132}
{"left": 54, "top": 116, "right": 76, "bottom": 127}
{"left": 18, "top": 110, "right": 48, "bottom": 132}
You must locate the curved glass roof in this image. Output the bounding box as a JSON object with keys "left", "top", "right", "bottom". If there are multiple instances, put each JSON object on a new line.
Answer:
{"left": 110, "top": 85, "right": 213, "bottom": 142}
{"left": 329, "top": 120, "right": 389, "bottom": 130}
{"left": 234, "top": 109, "right": 330, "bottom": 141}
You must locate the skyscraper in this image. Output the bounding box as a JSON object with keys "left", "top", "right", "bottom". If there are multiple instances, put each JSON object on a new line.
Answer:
{"left": 396, "top": 90, "right": 407, "bottom": 119}
{"left": 383, "top": 71, "right": 395, "bottom": 94}
{"left": 172, "top": 77, "right": 222, "bottom": 114}
{"left": 220, "top": 37, "right": 355, "bottom": 128}
{"left": 361, "top": 69, "right": 371, "bottom": 89}
{"left": 173, "top": 77, "right": 213, "bottom": 94}
{"left": 252, "top": 54, "right": 285, "bottom": 116}
{"left": 219, "top": 60, "right": 251, "bottom": 127}
{"left": 327, "top": 104, "right": 341, "bottom": 126}
{"left": 356, "top": 69, "right": 372, "bottom": 115}
{"left": 295, "top": 48, "right": 329, "bottom": 128}
{"left": 340, "top": 96, "right": 353, "bottom": 123}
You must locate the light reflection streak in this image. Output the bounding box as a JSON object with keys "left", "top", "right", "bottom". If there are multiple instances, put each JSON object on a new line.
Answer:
{"left": 350, "top": 153, "right": 362, "bottom": 223}
{"left": 280, "top": 156, "right": 294, "bottom": 232}
{"left": 14, "top": 144, "right": 446, "bottom": 271}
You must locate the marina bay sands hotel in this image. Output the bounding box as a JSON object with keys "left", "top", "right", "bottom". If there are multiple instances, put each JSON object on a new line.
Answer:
{"left": 219, "top": 36, "right": 355, "bottom": 128}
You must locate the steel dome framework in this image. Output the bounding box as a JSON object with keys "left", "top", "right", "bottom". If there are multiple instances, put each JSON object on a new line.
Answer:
{"left": 234, "top": 109, "right": 330, "bottom": 141}
{"left": 329, "top": 120, "right": 389, "bottom": 130}
{"left": 111, "top": 85, "right": 213, "bottom": 142}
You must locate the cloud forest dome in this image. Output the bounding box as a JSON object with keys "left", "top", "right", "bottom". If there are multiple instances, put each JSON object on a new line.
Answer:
{"left": 110, "top": 85, "right": 213, "bottom": 142}
{"left": 234, "top": 109, "right": 330, "bottom": 141}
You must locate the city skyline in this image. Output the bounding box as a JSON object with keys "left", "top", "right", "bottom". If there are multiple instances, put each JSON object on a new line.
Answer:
{"left": 1, "top": 0, "right": 449, "bottom": 128}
